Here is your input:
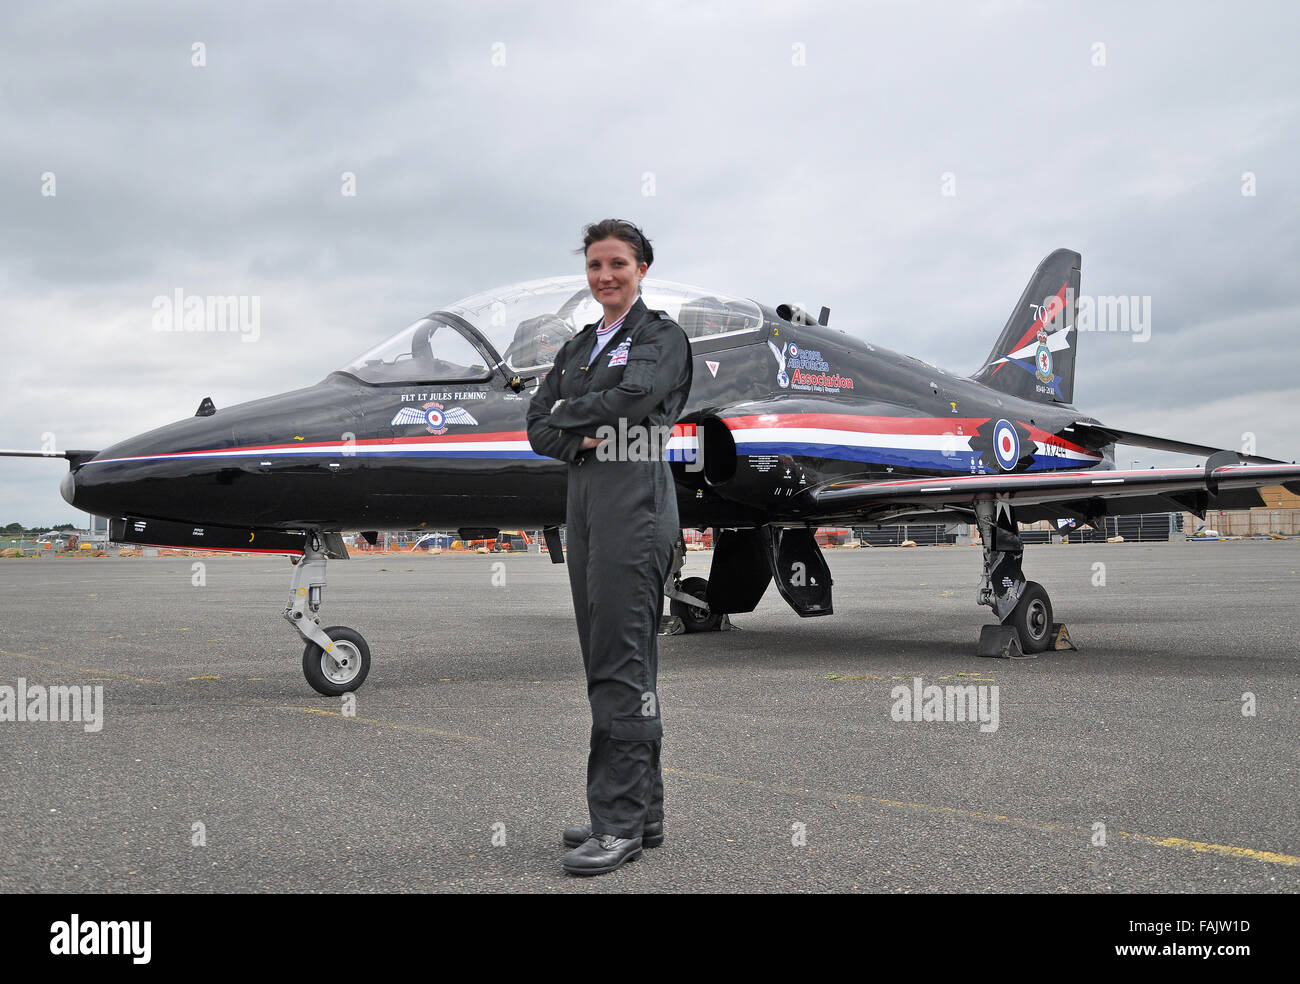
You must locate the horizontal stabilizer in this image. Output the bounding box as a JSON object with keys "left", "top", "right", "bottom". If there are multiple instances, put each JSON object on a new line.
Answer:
{"left": 1066, "top": 422, "right": 1286, "bottom": 465}
{"left": 811, "top": 461, "right": 1300, "bottom": 524}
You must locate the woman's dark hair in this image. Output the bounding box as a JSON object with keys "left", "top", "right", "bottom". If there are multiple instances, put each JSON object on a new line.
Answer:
{"left": 578, "top": 219, "right": 653, "bottom": 267}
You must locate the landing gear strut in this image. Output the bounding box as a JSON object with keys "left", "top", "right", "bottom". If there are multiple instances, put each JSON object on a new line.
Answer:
{"left": 284, "top": 534, "right": 371, "bottom": 695}
{"left": 974, "top": 498, "right": 1057, "bottom": 656}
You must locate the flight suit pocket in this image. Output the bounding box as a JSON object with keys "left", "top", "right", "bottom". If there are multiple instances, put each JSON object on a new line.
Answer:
{"left": 605, "top": 714, "right": 661, "bottom": 829}
{"left": 620, "top": 342, "right": 663, "bottom": 391}
{"left": 610, "top": 714, "right": 662, "bottom": 742}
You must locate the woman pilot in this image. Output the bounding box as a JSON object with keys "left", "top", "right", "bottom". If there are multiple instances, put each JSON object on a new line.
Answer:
{"left": 526, "top": 219, "right": 693, "bottom": 876}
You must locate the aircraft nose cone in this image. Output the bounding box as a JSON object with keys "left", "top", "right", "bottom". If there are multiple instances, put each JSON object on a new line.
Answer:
{"left": 60, "top": 469, "right": 76, "bottom": 507}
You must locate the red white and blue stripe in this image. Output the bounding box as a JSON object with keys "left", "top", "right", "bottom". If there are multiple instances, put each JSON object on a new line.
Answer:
{"left": 84, "top": 424, "right": 702, "bottom": 466}
{"left": 81, "top": 416, "right": 1100, "bottom": 474}
{"left": 720, "top": 413, "right": 1101, "bottom": 472}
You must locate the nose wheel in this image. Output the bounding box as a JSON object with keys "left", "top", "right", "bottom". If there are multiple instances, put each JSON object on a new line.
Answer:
{"left": 302, "top": 625, "right": 371, "bottom": 696}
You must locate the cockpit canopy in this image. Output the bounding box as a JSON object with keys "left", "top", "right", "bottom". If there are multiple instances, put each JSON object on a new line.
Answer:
{"left": 339, "top": 277, "right": 764, "bottom": 385}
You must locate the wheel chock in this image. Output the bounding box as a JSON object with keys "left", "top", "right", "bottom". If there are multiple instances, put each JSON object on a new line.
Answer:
{"left": 977, "top": 624, "right": 1024, "bottom": 659}
{"left": 662, "top": 613, "right": 736, "bottom": 634}
{"left": 658, "top": 615, "right": 685, "bottom": 636}
{"left": 1051, "top": 623, "right": 1077, "bottom": 651}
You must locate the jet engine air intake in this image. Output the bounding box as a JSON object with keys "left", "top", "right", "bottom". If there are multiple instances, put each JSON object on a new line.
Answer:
{"left": 699, "top": 416, "right": 738, "bottom": 485}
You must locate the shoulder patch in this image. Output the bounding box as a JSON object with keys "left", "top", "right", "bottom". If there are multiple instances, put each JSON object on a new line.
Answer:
{"left": 657, "top": 311, "right": 672, "bottom": 320}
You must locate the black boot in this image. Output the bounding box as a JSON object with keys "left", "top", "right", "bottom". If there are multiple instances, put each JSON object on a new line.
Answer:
{"left": 563, "top": 819, "right": 664, "bottom": 849}
{"left": 562, "top": 835, "right": 643, "bottom": 876}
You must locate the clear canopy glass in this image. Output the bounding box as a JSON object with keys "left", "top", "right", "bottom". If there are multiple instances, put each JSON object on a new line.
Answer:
{"left": 341, "top": 317, "right": 495, "bottom": 385}
{"left": 339, "top": 277, "right": 764, "bottom": 384}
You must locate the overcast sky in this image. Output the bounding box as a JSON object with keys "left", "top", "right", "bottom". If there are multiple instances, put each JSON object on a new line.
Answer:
{"left": 2, "top": 0, "right": 1297, "bottom": 527}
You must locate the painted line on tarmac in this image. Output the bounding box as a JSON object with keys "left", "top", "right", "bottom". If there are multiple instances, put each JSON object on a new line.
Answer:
{"left": 663, "top": 768, "right": 1300, "bottom": 868}
{"left": 252, "top": 699, "right": 497, "bottom": 746}
{"left": 0, "top": 648, "right": 166, "bottom": 685}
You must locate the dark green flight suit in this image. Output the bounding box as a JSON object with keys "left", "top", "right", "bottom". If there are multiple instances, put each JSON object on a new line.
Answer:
{"left": 526, "top": 297, "right": 693, "bottom": 839}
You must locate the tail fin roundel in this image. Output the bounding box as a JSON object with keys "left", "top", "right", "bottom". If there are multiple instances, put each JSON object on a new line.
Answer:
{"left": 973, "top": 248, "right": 1081, "bottom": 405}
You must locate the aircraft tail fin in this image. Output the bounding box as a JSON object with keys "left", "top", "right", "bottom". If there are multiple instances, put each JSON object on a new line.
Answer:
{"left": 972, "top": 248, "right": 1081, "bottom": 405}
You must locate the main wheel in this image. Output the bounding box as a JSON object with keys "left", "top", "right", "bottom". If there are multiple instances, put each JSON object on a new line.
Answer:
{"left": 302, "top": 625, "right": 371, "bottom": 696}
{"left": 670, "top": 576, "right": 722, "bottom": 633}
{"left": 1003, "top": 581, "right": 1053, "bottom": 654}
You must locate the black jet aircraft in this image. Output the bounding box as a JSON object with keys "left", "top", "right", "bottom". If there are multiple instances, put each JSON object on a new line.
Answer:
{"left": 7, "top": 248, "right": 1299, "bottom": 694}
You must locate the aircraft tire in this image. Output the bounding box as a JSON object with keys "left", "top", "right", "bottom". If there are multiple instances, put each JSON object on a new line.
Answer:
{"left": 1004, "top": 581, "right": 1053, "bottom": 654}
{"left": 671, "top": 576, "right": 722, "bottom": 633}
{"left": 302, "top": 625, "right": 371, "bottom": 696}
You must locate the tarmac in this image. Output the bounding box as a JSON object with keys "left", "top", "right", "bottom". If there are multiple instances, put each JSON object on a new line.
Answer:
{"left": 1, "top": 540, "right": 1296, "bottom": 893}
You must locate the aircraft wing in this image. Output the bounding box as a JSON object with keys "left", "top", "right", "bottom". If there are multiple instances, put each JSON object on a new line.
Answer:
{"left": 810, "top": 459, "right": 1300, "bottom": 526}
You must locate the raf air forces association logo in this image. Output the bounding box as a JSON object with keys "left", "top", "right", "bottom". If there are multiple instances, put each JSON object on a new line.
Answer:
{"left": 1034, "top": 328, "right": 1053, "bottom": 383}
{"left": 389, "top": 401, "right": 479, "bottom": 436}
{"left": 767, "top": 339, "right": 790, "bottom": 388}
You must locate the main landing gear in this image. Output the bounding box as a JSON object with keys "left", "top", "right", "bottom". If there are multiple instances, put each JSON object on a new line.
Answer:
{"left": 661, "top": 526, "right": 834, "bottom": 633}
{"left": 974, "top": 497, "right": 1073, "bottom": 657}
{"left": 284, "top": 533, "right": 371, "bottom": 695}
{"left": 664, "top": 535, "right": 725, "bottom": 633}
{"left": 669, "top": 574, "right": 723, "bottom": 632}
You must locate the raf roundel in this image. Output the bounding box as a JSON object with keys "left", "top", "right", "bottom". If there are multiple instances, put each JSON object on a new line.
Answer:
{"left": 424, "top": 407, "right": 446, "bottom": 430}
{"left": 993, "top": 418, "right": 1020, "bottom": 471}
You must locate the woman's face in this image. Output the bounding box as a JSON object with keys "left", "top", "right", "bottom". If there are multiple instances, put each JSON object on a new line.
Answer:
{"left": 585, "top": 237, "right": 646, "bottom": 314}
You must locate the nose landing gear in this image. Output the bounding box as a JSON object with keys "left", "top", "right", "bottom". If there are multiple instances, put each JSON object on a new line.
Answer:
{"left": 284, "top": 533, "right": 371, "bottom": 695}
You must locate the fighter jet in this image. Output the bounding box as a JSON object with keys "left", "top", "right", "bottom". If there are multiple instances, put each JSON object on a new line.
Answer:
{"left": 6, "top": 249, "right": 1298, "bottom": 693}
